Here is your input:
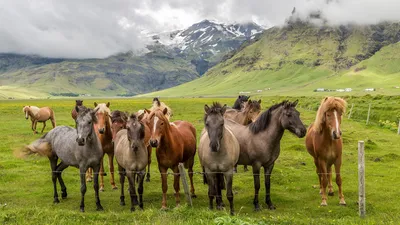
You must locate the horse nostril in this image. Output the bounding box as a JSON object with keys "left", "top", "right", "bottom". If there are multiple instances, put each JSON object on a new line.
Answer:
{"left": 339, "top": 131, "right": 342, "bottom": 135}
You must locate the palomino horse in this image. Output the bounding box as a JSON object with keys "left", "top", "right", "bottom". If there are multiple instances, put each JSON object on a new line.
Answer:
{"left": 305, "top": 96, "right": 347, "bottom": 206}
{"left": 71, "top": 100, "right": 84, "bottom": 121}
{"left": 225, "top": 100, "right": 306, "bottom": 210}
{"left": 199, "top": 102, "right": 240, "bottom": 215}
{"left": 150, "top": 97, "right": 173, "bottom": 120}
{"left": 232, "top": 95, "right": 250, "bottom": 110}
{"left": 23, "top": 106, "right": 56, "bottom": 134}
{"left": 225, "top": 99, "right": 262, "bottom": 172}
{"left": 148, "top": 108, "right": 197, "bottom": 209}
{"left": 90, "top": 102, "right": 117, "bottom": 191}
{"left": 114, "top": 113, "right": 148, "bottom": 211}
{"left": 23, "top": 106, "right": 103, "bottom": 212}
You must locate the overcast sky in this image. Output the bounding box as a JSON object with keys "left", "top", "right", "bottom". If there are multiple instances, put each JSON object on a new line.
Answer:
{"left": 0, "top": 0, "right": 399, "bottom": 58}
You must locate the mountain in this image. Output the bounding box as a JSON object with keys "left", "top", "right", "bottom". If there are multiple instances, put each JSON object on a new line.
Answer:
{"left": 140, "top": 20, "right": 400, "bottom": 97}
{"left": 0, "top": 20, "right": 264, "bottom": 99}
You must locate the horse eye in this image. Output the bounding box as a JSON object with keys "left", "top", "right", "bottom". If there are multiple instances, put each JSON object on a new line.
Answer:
{"left": 88, "top": 121, "right": 91, "bottom": 124}
{"left": 287, "top": 114, "right": 292, "bottom": 117}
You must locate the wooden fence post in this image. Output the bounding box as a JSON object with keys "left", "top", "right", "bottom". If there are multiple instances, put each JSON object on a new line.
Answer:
{"left": 397, "top": 121, "right": 400, "bottom": 135}
{"left": 178, "top": 163, "right": 192, "bottom": 207}
{"left": 348, "top": 103, "right": 354, "bottom": 119}
{"left": 358, "top": 141, "right": 366, "bottom": 218}
{"left": 366, "top": 103, "right": 371, "bottom": 125}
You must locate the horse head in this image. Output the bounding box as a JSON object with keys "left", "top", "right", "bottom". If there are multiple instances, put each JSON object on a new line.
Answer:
{"left": 94, "top": 102, "right": 111, "bottom": 135}
{"left": 126, "top": 114, "right": 145, "bottom": 152}
{"left": 148, "top": 108, "right": 169, "bottom": 148}
{"left": 245, "top": 100, "right": 262, "bottom": 123}
{"left": 23, "top": 106, "right": 30, "bottom": 119}
{"left": 75, "top": 100, "right": 83, "bottom": 106}
{"left": 204, "top": 102, "right": 227, "bottom": 152}
{"left": 280, "top": 100, "right": 306, "bottom": 138}
{"left": 76, "top": 107, "right": 98, "bottom": 146}
{"left": 110, "top": 110, "right": 128, "bottom": 142}
{"left": 317, "top": 97, "right": 347, "bottom": 140}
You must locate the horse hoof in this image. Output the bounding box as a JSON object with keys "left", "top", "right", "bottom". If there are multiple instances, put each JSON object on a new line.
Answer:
{"left": 191, "top": 194, "right": 197, "bottom": 199}
{"left": 321, "top": 202, "right": 328, "bottom": 206}
{"left": 267, "top": 205, "right": 276, "bottom": 210}
{"left": 230, "top": 210, "right": 235, "bottom": 216}
{"left": 99, "top": 187, "right": 104, "bottom": 192}
{"left": 97, "top": 205, "right": 104, "bottom": 211}
{"left": 120, "top": 201, "right": 125, "bottom": 206}
{"left": 130, "top": 207, "right": 135, "bottom": 212}
{"left": 146, "top": 178, "right": 150, "bottom": 182}
{"left": 160, "top": 206, "right": 168, "bottom": 211}
{"left": 86, "top": 179, "right": 92, "bottom": 182}
{"left": 53, "top": 198, "right": 60, "bottom": 204}
{"left": 80, "top": 208, "right": 85, "bottom": 212}
{"left": 328, "top": 192, "right": 334, "bottom": 196}
{"left": 62, "top": 194, "right": 67, "bottom": 199}
{"left": 102, "top": 172, "right": 107, "bottom": 176}
{"left": 112, "top": 186, "right": 118, "bottom": 190}
{"left": 339, "top": 200, "right": 347, "bottom": 206}
{"left": 139, "top": 204, "right": 144, "bottom": 210}
{"left": 254, "top": 207, "right": 262, "bottom": 212}
{"left": 216, "top": 206, "right": 223, "bottom": 210}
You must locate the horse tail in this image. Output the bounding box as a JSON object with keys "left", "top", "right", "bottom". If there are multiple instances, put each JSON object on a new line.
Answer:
{"left": 217, "top": 173, "right": 226, "bottom": 190}
{"left": 22, "top": 133, "right": 53, "bottom": 157}
{"left": 50, "top": 109, "right": 56, "bottom": 128}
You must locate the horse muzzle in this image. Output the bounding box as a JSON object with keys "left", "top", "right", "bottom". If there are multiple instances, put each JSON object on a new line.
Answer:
{"left": 76, "top": 137, "right": 86, "bottom": 146}
{"left": 332, "top": 130, "right": 342, "bottom": 140}
{"left": 150, "top": 139, "right": 158, "bottom": 148}
{"left": 209, "top": 141, "right": 220, "bottom": 152}
{"left": 98, "top": 128, "right": 105, "bottom": 134}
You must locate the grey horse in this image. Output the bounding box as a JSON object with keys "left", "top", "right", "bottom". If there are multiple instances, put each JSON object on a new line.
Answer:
{"left": 24, "top": 107, "right": 104, "bottom": 212}
{"left": 114, "top": 113, "right": 148, "bottom": 211}
{"left": 224, "top": 100, "right": 306, "bottom": 211}
{"left": 199, "top": 102, "right": 240, "bottom": 215}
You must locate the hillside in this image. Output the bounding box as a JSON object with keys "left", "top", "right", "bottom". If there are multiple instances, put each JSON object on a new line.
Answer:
{"left": 0, "top": 20, "right": 263, "bottom": 99}
{"left": 140, "top": 21, "right": 400, "bottom": 97}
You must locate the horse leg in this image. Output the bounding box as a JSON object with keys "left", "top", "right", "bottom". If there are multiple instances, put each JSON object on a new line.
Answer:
{"left": 86, "top": 168, "right": 93, "bottom": 182}
{"left": 118, "top": 165, "right": 126, "bottom": 206}
{"left": 159, "top": 166, "right": 168, "bottom": 210}
{"left": 108, "top": 153, "right": 117, "bottom": 190}
{"left": 40, "top": 121, "right": 46, "bottom": 134}
{"left": 264, "top": 164, "right": 276, "bottom": 210}
{"left": 99, "top": 156, "right": 105, "bottom": 192}
{"left": 206, "top": 170, "right": 216, "bottom": 210}
{"left": 327, "top": 165, "right": 334, "bottom": 196}
{"left": 318, "top": 159, "right": 329, "bottom": 206}
{"left": 172, "top": 166, "right": 181, "bottom": 207}
{"left": 31, "top": 120, "right": 35, "bottom": 132}
{"left": 138, "top": 171, "right": 145, "bottom": 209}
{"left": 55, "top": 161, "right": 69, "bottom": 199}
{"left": 50, "top": 157, "right": 59, "bottom": 203}
{"left": 335, "top": 158, "right": 346, "bottom": 205}
{"left": 224, "top": 170, "right": 235, "bottom": 215}
{"left": 216, "top": 173, "right": 225, "bottom": 208}
{"left": 126, "top": 171, "right": 137, "bottom": 212}
{"left": 79, "top": 166, "right": 88, "bottom": 212}
{"left": 314, "top": 158, "right": 322, "bottom": 194}
{"left": 50, "top": 115, "right": 56, "bottom": 128}
{"left": 187, "top": 157, "right": 196, "bottom": 198}
{"left": 92, "top": 164, "right": 104, "bottom": 211}
{"left": 233, "top": 164, "right": 237, "bottom": 173}
{"left": 252, "top": 165, "right": 261, "bottom": 211}
{"left": 146, "top": 146, "right": 152, "bottom": 182}
{"left": 33, "top": 121, "right": 38, "bottom": 134}
{"left": 243, "top": 165, "right": 248, "bottom": 172}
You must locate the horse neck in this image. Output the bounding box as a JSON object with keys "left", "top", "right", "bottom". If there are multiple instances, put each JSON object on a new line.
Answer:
{"left": 257, "top": 107, "right": 285, "bottom": 141}
{"left": 159, "top": 122, "right": 175, "bottom": 149}
{"left": 27, "top": 109, "right": 36, "bottom": 119}
{"left": 87, "top": 125, "right": 102, "bottom": 150}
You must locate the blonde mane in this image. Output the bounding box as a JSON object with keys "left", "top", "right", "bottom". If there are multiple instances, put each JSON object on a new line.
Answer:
{"left": 150, "top": 100, "right": 173, "bottom": 120}
{"left": 94, "top": 103, "right": 111, "bottom": 115}
{"left": 314, "top": 97, "right": 347, "bottom": 132}
{"left": 23, "top": 106, "right": 40, "bottom": 117}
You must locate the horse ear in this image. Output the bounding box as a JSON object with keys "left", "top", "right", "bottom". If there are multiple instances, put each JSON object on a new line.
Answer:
{"left": 138, "top": 112, "right": 144, "bottom": 121}
{"left": 94, "top": 102, "right": 98, "bottom": 107}
{"left": 204, "top": 104, "right": 210, "bottom": 113}
{"left": 162, "top": 107, "right": 168, "bottom": 115}
{"left": 144, "top": 108, "right": 151, "bottom": 114}
{"left": 221, "top": 104, "right": 227, "bottom": 115}
{"left": 106, "top": 102, "right": 110, "bottom": 108}
{"left": 258, "top": 99, "right": 261, "bottom": 104}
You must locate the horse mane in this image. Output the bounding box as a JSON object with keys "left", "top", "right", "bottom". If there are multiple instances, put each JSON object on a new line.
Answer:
{"left": 78, "top": 107, "right": 98, "bottom": 123}
{"left": 150, "top": 98, "right": 173, "bottom": 118}
{"left": 153, "top": 97, "right": 161, "bottom": 107}
{"left": 249, "top": 100, "right": 296, "bottom": 134}
{"left": 314, "top": 97, "right": 347, "bottom": 133}
{"left": 204, "top": 102, "right": 225, "bottom": 121}
{"left": 94, "top": 103, "right": 111, "bottom": 115}
{"left": 111, "top": 110, "right": 128, "bottom": 123}
{"left": 23, "top": 106, "right": 40, "bottom": 116}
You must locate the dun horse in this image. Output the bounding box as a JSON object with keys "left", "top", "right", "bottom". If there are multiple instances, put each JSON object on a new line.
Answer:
{"left": 225, "top": 99, "right": 262, "bottom": 172}
{"left": 225, "top": 100, "right": 306, "bottom": 210}
{"left": 150, "top": 97, "right": 173, "bottom": 120}
{"left": 87, "top": 102, "right": 117, "bottom": 191}
{"left": 23, "top": 106, "right": 56, "bottom": 134}
{"left": 199, "top": 102, "right": 240, "bottom": 215}
{"left": 305, "top": 96, "right": 347, "bottom": 206}
{"left": 148, "top": 108, "right": 197, "bottom": 209}
{"left": 23, "top": 107, "right": 103, "bottom": 212}
{"left": 71, "top": 100, "right": 84, "bottom": 120}
{"left": 113, "top": 113, "right": 148, "bottom": 211}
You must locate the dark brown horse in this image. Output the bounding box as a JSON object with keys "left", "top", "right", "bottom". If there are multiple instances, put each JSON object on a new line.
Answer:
{"left": 232, "top": 95, "right": 250, "bottom": 110}
{"left": 71, "top": 100, "right": 84, "bottom": 121}
{"left": 305, "top": 97, "right": 347, "bottom": 206}
{"left": 23, "top": 106, "right": 56, "bottom": 134}
{"left": 86, "top": 102, "right": 117, "bottom": 191}
{"left": 225, "top": 100, "right": 306, "bottom": 210}
{"left": 148, "top": 108, "right": 197, "bottom": 209}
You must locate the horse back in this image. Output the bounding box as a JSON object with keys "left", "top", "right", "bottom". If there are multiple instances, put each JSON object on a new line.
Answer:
{"left": 36, "top": 107, "right": 53, "bottom": 121}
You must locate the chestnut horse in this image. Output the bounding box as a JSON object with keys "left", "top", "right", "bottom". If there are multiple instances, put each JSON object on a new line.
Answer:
{"left": 23, "top": 106, "right": 56, "bottom": 134}
{"left": 71, "top": 100, "right": 84, "bottom": 121}
{"left": 148, "top": 108, "right": 197, "bottom": 209}
{"left": 86, "top": 102, "right": 117, "bottom": 191}
{"left": 305, "top": 97, "right": 347, "bottom": 206}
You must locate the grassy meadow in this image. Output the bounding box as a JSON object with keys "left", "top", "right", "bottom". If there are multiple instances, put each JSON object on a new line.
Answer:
{"left": 0, "top": 96, "right": 400, "bottom": 224}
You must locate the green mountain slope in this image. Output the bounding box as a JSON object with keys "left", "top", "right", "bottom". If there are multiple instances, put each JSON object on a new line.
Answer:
{"left": 140, "top": 22, "right": 400, "bottom": 97}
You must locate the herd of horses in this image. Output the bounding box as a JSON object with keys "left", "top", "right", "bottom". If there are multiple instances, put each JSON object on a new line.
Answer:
{"left": 22, "top": 95, "right": 347, "bottom": 214}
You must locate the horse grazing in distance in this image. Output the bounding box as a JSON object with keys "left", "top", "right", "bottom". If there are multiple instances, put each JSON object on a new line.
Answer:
{"left": 305, "top": 97, "right": 347, "bottom": 206}
{"left": 225, "top": 99, "right": 262, "bottom": 172}
{"left": 23, "top": 106, "right": 56, "bottom": 134}
{"left": 23, "top": 106, "right": 103, "bottom": 212}
{"left": 199, "top": 102, "right": 240, "bottom": 215}
{"left": 232, "top": 95, "right": 250, "bottom": 110}
{"left": 71, "top": 100, "right": 85, "bottom": 121}
{"left": 224, "top": 100, "right": 306, "bottom": 211}
{"left": 150, "top": 97, "right": 173, "bottom": 120}
{"left": 148, "top": 108, "right": 197, "bottom": 209}
{"left": 114, "top": 113, "right": 148, "bottom": 211}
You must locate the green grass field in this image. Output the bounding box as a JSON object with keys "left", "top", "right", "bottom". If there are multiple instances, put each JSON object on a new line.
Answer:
{"left": 1, "top": 97, "right": 399, "bottom": 224}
